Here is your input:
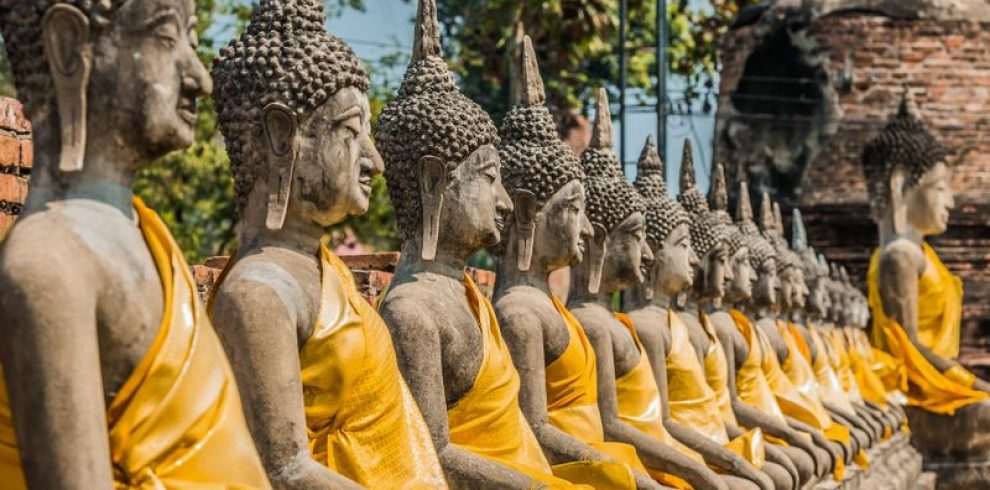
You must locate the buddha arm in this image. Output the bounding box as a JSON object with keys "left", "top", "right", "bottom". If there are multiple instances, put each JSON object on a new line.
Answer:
{"left": 637, "top": 315, "right": 769, "bottom": 490}
{"left": 498, "top": 309, "right": 610, "bottom": 464}
{"left": 879, "top": 245, "right": 954, "bottom": 372}
{"left": 0, "top": 255, "right": 115, "bottom": 489}
{"left": 211, "top": 277, "right": 363, "bottom": 490}
{"left": 785, "top": 416, "right": 845, "bottom": 465}
{"left": 584, "top": 318, "right": 728, "bottom": 490}
{"left": 380, "top": 298, "right": 536, "bottom": 490}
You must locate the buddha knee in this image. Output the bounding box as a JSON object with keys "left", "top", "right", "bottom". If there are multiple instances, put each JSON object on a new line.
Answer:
{"left": 721, "top": 474, "right": 761, "bottom": 490}
{"left": 779, "top": 446, "right": 815, "bottom": 485}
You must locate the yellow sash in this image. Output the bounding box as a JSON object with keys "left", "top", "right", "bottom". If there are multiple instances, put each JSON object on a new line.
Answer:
{"left": 729, "top": 310, "right": 786, "bottom": 423}
{"left": 777, "top": 322, "right": 832, "bottom": 430}
{"left": 544, "top": 295, "right": 640, "bottom": 489}
{"left": 699, "top": 313, "right": 737, "bottom": 426}
{"left": 666, "top": 311, "right": 729, "bottom": 445}
{"left": 867, "top": 245, "right": 987, "bottom": 414}
{"left": 292, "top": 246, "right": 445, "bottom": 488}
{"left": 809, "top": 326, "right": 856, "bottom": 413}
{"left": 0, "top": 198, "right": 271, "bottom": 490}
{"left": 844, "top": 330, "right": 889, "bottom": 409}
{"left": 453, "top": 276, "right": 588, "bottom": 488}
{"left": 613, "top": 313, "right": 699, "bottom": 489}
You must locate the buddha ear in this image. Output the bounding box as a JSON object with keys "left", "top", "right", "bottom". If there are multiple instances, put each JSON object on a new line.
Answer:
{"left": 642, "top": 242, "right": 658, "bottom": 301}
{"left": 889, "top": 165, "right": 908, "bottom": 236}
{"left": 42, "top": 4, "right": 92, "bottom": 173}
{"left": 513, "top": 190, "right": 539, "bottom": 272}
{"left": 418, "top": 155, "right": 448, "bottom": 261}
{"left": 587, "top": 223, "right": 608, "bottom": 294}
{"left": 262, "top": 103, "right": 298, "bottom": 232}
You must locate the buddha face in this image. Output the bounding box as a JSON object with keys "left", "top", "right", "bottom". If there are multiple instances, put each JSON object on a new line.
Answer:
{"left": 532, "top": 180, "right": 593, "bottom": 270}
{"left": 788, "top": 267, "right": 809, "bottom": 310}
{"left": 726, "top": 246, "right": 755, "bottom": 303}
{"left": 90, "top": 0, "right": 211, "bottom": 162}
{"left": 295, "top": 87, "right": 382, "bottom": 227}
{"left": 439, "top": 144, "right": 513, "bottom": 253}
{"left": 602, "top": 212, "right": 653, "bottom": 291}
{"left": 751, "top": 257, "right": 779, "bottom": 307}
{"left": 903, "top": 161, "right": 954, "bottom": 236}
{"left": 651, "top": 223, "right": 697, "bottom": 296}
{"left": 698, "top": 241, "right": 731, "bottom": 303}
{"left": 806, "top": 276, "right": 831, "bottom": 318}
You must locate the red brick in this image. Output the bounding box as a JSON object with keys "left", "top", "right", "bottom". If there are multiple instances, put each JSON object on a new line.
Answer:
{"left": 19, "top": 139, "right": 32, "bottom": 169}
{"left": 0, "top": 135, "right": 19, "bottom": 167}
{"left": 0, "top": 174, "right": 27, "bottom": 203}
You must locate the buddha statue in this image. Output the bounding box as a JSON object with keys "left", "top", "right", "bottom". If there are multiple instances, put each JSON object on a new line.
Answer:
{"left": 719, "top": 183, "right": 842, "bottom": 487}
{"left": 208, "top": 2, "right": 445, "bottom": 488}
{"left": 491, "top": 36, "right": 660, "bottom": 490}
{"left": 0, "top": 0, "right": 270, "bottom": 488}
{"left": 564, "top": 89, "right": 730, "bottom": 490}
{"left": 621, "top": 145, "right": 793, "bottom": 490}
{"left": 375, "top": 2, "right": 584, "bottom": 488}
{"left": 861, "top": 91, "right": 990, "bottom": 490}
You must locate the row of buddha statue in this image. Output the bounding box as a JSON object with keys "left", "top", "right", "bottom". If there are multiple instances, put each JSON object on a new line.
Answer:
{"left": 0, "top": 0, "right": 984, "bottom": 488}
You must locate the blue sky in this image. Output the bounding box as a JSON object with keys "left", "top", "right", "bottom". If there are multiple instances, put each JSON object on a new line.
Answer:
{"left": 212, "top": 0, "right": 717, "bottom": 195}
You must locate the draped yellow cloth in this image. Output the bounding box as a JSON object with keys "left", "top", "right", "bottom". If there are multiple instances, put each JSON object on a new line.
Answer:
{"left": 867, "top": 245, "right": 988, "bottom": 415}
{"left": 729, "top": 310, "right": 786, "bottom": 423}
{"left": 0, "top": 198, "right": 271, "bottom": 490}
{"left": 666, "top": 311, "right": 729, "bottom": 444}
{"left": 453, "top": 276, "right": 589, "bottom": 489}
{"left": 824, "top": 329, "right": 863, "bottom": 403}
{"left": 808, "top": 326, "right": 856, "bottom": 413}
{"left": 613, "top": 313, "right": 699, "bottom": 489}
{"left": 543, "top": 295, "right": 641, "bottom": 489}
{"left": 287, "top": 245, "right": 444, "bottom": 488}
{"left": 776, "top": 322, "right": 833, "bottom": 430}
{"left": 869, "top": 243, "right": 963, "bottom": 359}
{"left": 844, "top": 330, "right": 890, "bottom": 409}
{"left": 698, "top": 312, "right": 766, "bottom": 470}
{"left": 699, "top": 313, "right": 737, "bottom": 426}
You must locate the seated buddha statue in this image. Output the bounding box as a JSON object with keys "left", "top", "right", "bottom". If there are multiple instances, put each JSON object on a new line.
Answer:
{"left": 208, "top": 2, "right": 445, "bottom": 488}
{"left": 623, "top": 148, "right": 793, "bottom": 490}
{"left": 491, "top": 36, "right": 658, "bottom": 490}
{"left": 719, "top": 183, "right": 845, "bottom": 487}
{"left": 861, "top": 91, "right": 990, "bottom": 490}
{"left": 0, "top": 1, "right": 270, "bottom": 488}
{"left": 375, "top": 2, "right": 586, "bottom": 488}
{"left": 565, "top": 90, "right": 730, "bottom": 490}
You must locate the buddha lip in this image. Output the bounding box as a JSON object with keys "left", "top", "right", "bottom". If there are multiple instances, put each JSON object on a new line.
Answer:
{"left": 178, "top": 96, "right": 198, "bottom": 124}
{"left": 494, "top": 216, "right": 505, "bottom": 231}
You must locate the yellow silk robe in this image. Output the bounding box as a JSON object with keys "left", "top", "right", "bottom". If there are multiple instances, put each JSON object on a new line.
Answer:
{"left": 729, "top": 310, "right": 786, "bottom": 423}
{"left": 614, "top": 313, "right": 700, "bottom": 489}
{"left": 453, "top": 276, "right": 589, "bottom": 489}
{"left": 0, "top": 198, "right": 271, "bottom": 490}
{"left": 868, "top": 244, "right": 988, "bottom": 415}
{"left": 542, "top": 294, "right": 643, "bottom": 489}
{"left": 295, "top": 246, "right": 446, "bottom": 488}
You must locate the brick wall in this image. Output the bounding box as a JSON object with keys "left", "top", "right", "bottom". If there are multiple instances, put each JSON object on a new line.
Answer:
{"left": 0, "top": 97, "right": 31, "bottom": 235}
{"left": 718, "top": 12, "right": 990, "bottom": 370}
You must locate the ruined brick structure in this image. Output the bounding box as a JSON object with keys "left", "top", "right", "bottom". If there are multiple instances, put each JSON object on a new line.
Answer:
{"left": 0, "top": 97, "right": 31, "bottom": 235}
{"left": 716, "top": 1, "right": 990, "bottom": 372}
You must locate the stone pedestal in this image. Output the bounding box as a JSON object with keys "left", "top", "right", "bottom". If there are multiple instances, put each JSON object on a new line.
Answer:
{"left": 907, "top": 406, "right": 990, "bottom": 490}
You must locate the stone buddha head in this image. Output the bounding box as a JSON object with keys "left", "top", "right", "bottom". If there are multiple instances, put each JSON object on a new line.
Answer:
{"left": 861, "top": 89, "right": 954, "bottom": 242}
{"left": 815, "top": 254, "right": 835, "bottom": 320}
{"left": 632, "top": 135, "right": 695, "bottom": 301}
{"left": 376, "top": 0, "right": 509, "bottom": 262}
{"left": 677, "top": 147, "right": 732, "bottom": 308}
{"left": 0, "top": 0, "right": 211, "bottom": 189}
{"left": 791, "top": 209, "right": 829, "bottom": 320}
{"left": 213, "top": 0, "right": 380, "bottom": 232}
{"left": 495, "top": 35, "right": 590, "bottom": 274}
{"left": 735, "top": 187, "right": 779, "bottom": 309}
{"left": 710, "top": 163, "right": 750, "bottom": 311}
{"left": 724, "top": 182, "right": 763, "bottom": 305}
{"left": 574, "top": 89, "right": 650, "bottom": 295}
{"left": 825, "top": 263, "right": 846, "bottom": 325}
{"left": 763, "top": 199, "right": 807, "bottom": 314}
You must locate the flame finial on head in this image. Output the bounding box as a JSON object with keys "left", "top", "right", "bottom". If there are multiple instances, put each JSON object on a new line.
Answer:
{"left": 773, "top": 202, "right": 785, "bottom": 240}
{"left": 709, "top": 163, "right": 728, "bottom": 212}
{"left": 590, "top": 88, "right": 614, "bottom": 150}
{"left": 792, "top": 208, "right": 808, "bottom": 251}
{"left": 412, "top": 0, "right": 441, "bottom": 61}
{"left": 759, "top": 192, "right": 775, "bottom": 234}
{"left": 516, "top": 35, "right": 546, "bottom": 107}
{"left": 737, "top": 182, "right": 754, "bottom": 223}
{"left": 637, "top": 135, "right": 664, "bottom": 178}
{"left": 679, "top": 139, "right": 696, "bottom": 192}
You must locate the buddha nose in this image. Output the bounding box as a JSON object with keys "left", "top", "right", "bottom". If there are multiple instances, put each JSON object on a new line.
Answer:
{"left": 361, "top": 136, "right": 384, "bottom": 177}
{"left": 642, "top": 242, "right": 655, "bottom": 264}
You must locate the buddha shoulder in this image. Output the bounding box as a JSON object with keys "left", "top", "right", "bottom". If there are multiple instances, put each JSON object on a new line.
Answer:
{"left": 211, "top": 255, "right": 315, "bottom": 343}
{"left": 879, "top": 239, "right": 926, "bottom": 277}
